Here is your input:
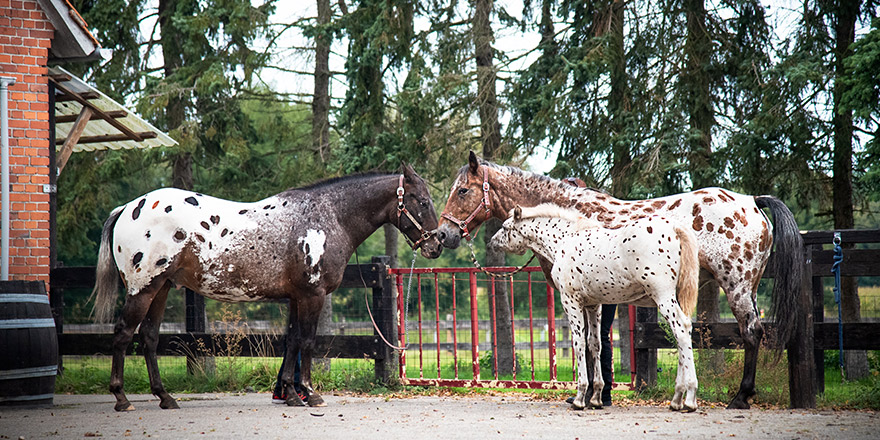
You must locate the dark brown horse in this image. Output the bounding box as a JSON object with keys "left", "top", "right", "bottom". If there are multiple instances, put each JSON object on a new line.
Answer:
{"left": 92, "top": 165, "right": 442, "bottom": 411}
{"left": 438, "top": 152, "right": 803, "bottom": 409}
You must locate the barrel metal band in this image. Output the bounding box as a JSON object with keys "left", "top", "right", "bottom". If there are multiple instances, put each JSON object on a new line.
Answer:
{"left": 0, "top": 318, "right": 56, "bottom": 329}
{"left": 0, "top": 294, "right": 49, "bottom": 304}
{"left": 0, "top": 365, "right": 57, "bottom": 380}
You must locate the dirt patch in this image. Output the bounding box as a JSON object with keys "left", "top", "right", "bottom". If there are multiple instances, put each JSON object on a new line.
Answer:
{"left": 1, "top": 393, "right": 877, "bottom": 439}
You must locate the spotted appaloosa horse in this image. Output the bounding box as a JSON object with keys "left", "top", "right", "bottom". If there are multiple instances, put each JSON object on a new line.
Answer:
{"left": 438, "top": 152, "right": 804, "bottom": 409}
{"left": 91, "top": 165, "right": 442, "bottom": 411}
{"left": 491, "top": 205, "right": 700, "bottom": 411}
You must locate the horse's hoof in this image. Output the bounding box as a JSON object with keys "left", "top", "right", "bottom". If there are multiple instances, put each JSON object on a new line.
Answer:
{"left": 308, "top": 395, "right": 326, "bottom": 407}
{"left": 160, "top": 398, "right": 180, "bottom": 409}
{"left": 682, "top": 405, "right": 698, "bottom": 413}
{"left": 115, "top": 402, "right": 135, "bottom": 412}
{"left": 570, "top": 403, "right": 585, "bottom": 411}
{"left": 726, "top": 399, "right": 750, "bottom": 410}
{"left": 286, "top": 396, "right": 306, "bottom": 407}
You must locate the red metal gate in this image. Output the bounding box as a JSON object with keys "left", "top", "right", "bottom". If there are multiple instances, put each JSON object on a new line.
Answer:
{"left": 391, "top": 266, "right": 588, "bottom": 389}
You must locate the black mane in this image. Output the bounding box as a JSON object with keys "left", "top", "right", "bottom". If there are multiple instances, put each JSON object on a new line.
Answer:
{"left": 293, "top": 171, "right": 396, "bottom": 192}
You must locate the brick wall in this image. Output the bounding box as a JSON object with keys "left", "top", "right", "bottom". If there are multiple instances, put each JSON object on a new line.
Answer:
{"left": 0, "top": 0, "right": 54, "bottom": 286}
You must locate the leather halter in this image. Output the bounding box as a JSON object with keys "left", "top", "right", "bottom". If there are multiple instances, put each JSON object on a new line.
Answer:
{"left": 441, "top": 167, "right": 491, "bottom": 241}
{"left": 397, "top": 175, "right": 434, "bottom": 250}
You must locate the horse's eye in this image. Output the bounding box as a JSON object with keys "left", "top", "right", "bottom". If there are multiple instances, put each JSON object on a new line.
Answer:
{"left": 457, "top": 188, "right": 469, "bottom": 196}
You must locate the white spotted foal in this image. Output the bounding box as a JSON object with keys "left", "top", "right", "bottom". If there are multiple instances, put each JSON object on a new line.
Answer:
{"left": 490, "top": 206, "right": 700, "bottom": 411}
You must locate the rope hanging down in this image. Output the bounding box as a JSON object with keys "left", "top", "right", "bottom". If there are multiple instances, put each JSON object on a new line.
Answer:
{"left": 831, "top": 232, "right": 844, "bottom": 374}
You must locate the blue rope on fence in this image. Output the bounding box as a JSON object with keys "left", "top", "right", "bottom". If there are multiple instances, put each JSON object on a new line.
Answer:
{"left": 831, "top": 232, "right": 844, "bottom": 372}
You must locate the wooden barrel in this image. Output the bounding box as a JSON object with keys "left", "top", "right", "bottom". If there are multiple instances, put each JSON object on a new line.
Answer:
{"left": 0, "top": 281, "right": 58, "bottom": 407}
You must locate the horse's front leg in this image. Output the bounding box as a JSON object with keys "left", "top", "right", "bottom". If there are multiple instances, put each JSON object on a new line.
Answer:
{"left": 281, "top": 299, "right": 307, "bottom": 407}
{"left": 292, "top": 294, "right": 327, "bottom": 407}
{"left": 560, "top": 293, "right": 588, "bottom": 410}
{"left": 584, "top": 305, "right": 604, "bottom": 409}
{"left": 281, "top": 322, "right": 306, "bottom": 406}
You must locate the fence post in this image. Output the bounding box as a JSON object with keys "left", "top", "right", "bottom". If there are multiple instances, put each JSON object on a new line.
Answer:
{"left": 788, "top": 247, "right": 816, "bottom": 408}
{"left": 185, "top": 288, "right": 212, "bottom": 374}
{"left": 49, "top": 282, "right": 64, "bottom": 374}
{"left": 634, "top": 306, "right": 657, "bottom": 390}
{"left": 371, "top": 256, "right": 398, "bottom": 386}
{"left": 810, "top": 244, "right": 825, "bottom": 396}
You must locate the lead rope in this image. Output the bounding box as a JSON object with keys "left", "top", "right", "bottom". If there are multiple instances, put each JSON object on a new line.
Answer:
{"left": 359, "top": 248, "right": 417, "bottom": 351}
{"left": 831, "top": 232, "right": 844, "bottom": 379}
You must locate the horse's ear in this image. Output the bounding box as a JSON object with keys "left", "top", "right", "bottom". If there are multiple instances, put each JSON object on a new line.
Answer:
{"left": 513, "top": 206, "right": 522, "bottom": 220}
{"left": 402, "top": 162, "right": 416, "bottom": 182}
{"left": 468, "top": 151, "right": 480, "bottom": 175}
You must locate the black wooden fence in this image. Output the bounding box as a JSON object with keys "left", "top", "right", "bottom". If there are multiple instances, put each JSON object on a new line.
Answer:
{"left": 49, "top": 256, "right": 399, "bottom": 384}
{"left": 49, "top": 229, "right": 879, "bottom": 406}
{"left": 633, "top": 229, "right": 880, "bottom": 408}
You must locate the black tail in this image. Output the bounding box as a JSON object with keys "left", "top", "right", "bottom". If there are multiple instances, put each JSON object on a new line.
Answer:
{"left": 755, "top": 195, "right": 804, "bottom": 349}
{"left": 89, "top": 206, "right": 124, "bottom": 323}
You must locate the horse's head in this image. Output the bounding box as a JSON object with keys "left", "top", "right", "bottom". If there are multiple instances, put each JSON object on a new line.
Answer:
{"left": 398, "top": 163, "right": 443, "bottom": 259}
{"left": 489, "top": 206, "right": 529, "bottom": 256}
{"left": 437, "top": 151, "right": 498, "bottom": 248}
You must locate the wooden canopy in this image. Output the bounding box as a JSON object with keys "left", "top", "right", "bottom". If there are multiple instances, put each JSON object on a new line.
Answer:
{"left": 49, "top": 67, "right": 177, "bottom": 174}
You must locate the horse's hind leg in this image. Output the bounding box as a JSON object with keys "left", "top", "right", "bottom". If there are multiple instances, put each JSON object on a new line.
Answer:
{"left": 110, "top": 288, "right": 157, "bottom": 411}
{"left": 584, "top": 305, "right": 604, "bottom": 409}
{"left": 655, "top": 296, "right": 698, "bottom": 412}
{"left": 140, "top": 282, "right": 178, "bottom": 409}
{"left": 726, "top": 284, "right": 763, "bottom": 410}
{"left": 559, "top": 293, "right": 588, "bottom": 410}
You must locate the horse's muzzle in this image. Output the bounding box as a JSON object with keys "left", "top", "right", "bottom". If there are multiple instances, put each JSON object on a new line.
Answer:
{"left": 436, "top": 223, "right": 462, "bottom": 249}
{"left": 419, "top": 234, "right": 444, "bottom": 259}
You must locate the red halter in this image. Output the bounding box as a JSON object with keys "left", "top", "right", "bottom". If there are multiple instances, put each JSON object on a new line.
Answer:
{"left": 397, "top": 175, "right": 434, "bottom": 250}
{"left": 441, "top": 167, "right": 491, "bottom": 241}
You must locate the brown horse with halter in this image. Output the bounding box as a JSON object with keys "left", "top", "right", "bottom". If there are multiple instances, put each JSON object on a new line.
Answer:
{"left": 438, "top": 152, "right": 803, "bottom": 409}
{"left": 92, "top": 165, "right": 442, "bottom": 411}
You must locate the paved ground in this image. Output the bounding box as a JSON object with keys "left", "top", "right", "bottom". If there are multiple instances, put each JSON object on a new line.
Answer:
{"left": 1, "top": 392, "right": 878, "bottom": 439}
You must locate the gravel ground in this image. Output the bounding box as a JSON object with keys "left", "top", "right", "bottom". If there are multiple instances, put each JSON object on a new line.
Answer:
{"left": 1, "top": 393, "right": 878, "bottom": 439}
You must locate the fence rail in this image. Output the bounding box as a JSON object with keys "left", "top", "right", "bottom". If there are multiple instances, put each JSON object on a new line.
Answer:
{"left": 50, "top": 256, "right": 398, "bottom": 383}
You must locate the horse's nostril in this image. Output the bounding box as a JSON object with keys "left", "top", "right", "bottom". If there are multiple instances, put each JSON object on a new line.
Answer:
{"left": 438, "top": 230, "right": 447, "bottom": 241}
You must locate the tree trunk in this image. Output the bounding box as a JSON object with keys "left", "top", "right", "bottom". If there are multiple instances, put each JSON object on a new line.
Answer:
{"left": 617, "top": 304, "right": 631, "bottom": 373}
{"left": 473, "top": 0, "right": 514, "bottom": 376}
{"left": 607, "top": 0, "right": 632, "bottom": 198}
{"left": 681, "top": 0, "right": 723, "bottom": 373}
{"left": 683, "top": 0, "right": 715, "bottom": 190}
{"left": 384, "top": 223, "right": 399, "bottom": 269}
{"left": 604, "top": 0, "right": 634, "bottom": 373}
{"left": 312, "top": 0, "right": 331, "bottom": 162}
{"left": 311, "top": 0, "right": 334, "bottom": 374}
{"left": 159, "top": 0, "right": 193, "bottom": 192}
{"left": 833, "top": 0, "right": 868, "bottom": 380}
